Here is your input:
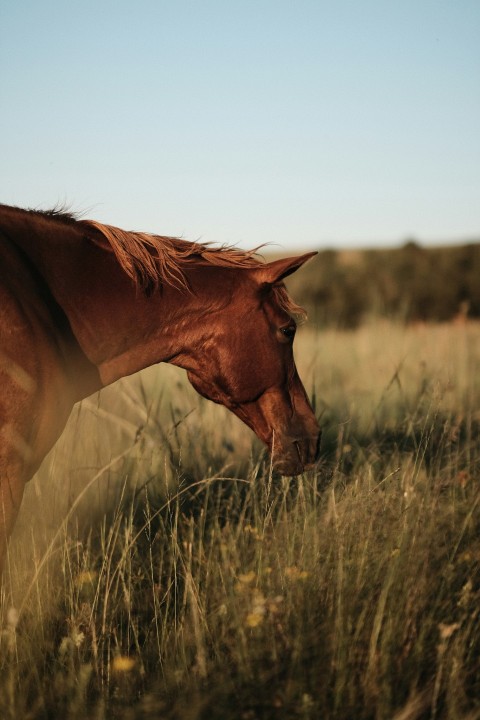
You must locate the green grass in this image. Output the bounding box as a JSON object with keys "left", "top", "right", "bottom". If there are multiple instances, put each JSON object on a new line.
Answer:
{"left": 1, "top": 320, "right": 480, "bottom": 719}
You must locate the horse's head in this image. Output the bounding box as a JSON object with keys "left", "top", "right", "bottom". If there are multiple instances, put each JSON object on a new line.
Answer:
{"left": 182, "top": 252, "right": 321, "bottom": 475}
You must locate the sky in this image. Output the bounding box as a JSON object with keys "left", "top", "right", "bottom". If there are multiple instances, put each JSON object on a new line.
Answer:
{"left": 1, "top": 0, "right": 479, "bottom": 251}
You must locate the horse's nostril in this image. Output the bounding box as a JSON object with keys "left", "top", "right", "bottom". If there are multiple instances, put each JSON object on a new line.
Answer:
{"left": 293, "top": 440, "right": 302, "bottom": 463}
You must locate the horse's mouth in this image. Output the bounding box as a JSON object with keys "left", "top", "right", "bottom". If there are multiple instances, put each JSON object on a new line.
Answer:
{"left": 270, "top": 431, "right": 322, "bottom": 476}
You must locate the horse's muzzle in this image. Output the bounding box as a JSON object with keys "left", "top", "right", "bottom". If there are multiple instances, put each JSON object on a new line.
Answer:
{"left": 273, "top": 430, "right": 322, "bottom": 476}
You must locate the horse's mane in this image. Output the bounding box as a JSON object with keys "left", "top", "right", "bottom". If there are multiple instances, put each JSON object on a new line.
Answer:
{"left": 81, "top": 219, "right": 261, "bottom": 292}
{"left": 35, "top": 208, "right": 306, "bottom": 321}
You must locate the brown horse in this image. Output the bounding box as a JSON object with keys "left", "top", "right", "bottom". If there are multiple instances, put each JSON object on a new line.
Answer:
{"left": 0, "top": 204, "right": 320, "bottom": 570}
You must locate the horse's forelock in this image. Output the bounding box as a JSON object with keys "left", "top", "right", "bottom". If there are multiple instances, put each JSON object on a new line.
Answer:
{"left": 272, "top": 284, "right": 308, "bottom": 324}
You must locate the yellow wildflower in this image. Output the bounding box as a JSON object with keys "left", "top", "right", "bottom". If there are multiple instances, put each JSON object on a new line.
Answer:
{"left": 285, "top": 566, "right": 309, "bottom": 581}
{"left": 112, "top": 655, "right": 136, "bottom": 673}
{"left": 238, "top": 571, "right": 256, "bottom": 584}
{"left": 246, "top": 612, "right": 263, "bottom": 628}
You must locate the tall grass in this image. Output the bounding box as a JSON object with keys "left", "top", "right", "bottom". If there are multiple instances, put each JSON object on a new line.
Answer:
{"left": 1, "top": 320, "right": 479, "bottom": 719}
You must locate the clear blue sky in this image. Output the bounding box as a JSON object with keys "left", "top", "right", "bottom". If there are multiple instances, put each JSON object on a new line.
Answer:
{"left": 1, "top": 0, "right": 479, "bottom": 250}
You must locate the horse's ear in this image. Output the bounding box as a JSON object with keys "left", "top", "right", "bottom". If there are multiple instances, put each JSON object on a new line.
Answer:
{"left": 255, "top": 251, "right": 317, "bottom": 285}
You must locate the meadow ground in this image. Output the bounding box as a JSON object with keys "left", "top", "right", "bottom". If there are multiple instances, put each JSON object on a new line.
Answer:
{"left": 1, "top": 320, "right": 479, "bottom": 719}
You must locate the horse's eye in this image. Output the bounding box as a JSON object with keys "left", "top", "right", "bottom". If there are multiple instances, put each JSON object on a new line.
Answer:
{"left": 280, "top": 324, "right": 296, "bottom": 341}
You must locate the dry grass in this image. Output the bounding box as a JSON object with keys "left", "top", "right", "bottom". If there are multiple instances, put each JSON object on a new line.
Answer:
{"left": 1, "top": 320, "right": 480, "bottom": 719}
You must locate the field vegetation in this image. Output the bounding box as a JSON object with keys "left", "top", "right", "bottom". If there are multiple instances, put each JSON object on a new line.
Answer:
{"left": 1, "top": 317, "right": 480, "bottom": 719}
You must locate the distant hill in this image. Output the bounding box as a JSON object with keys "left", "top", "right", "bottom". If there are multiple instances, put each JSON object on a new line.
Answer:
{"left": 281, "top": 241, "right": 480, "bottom": 327}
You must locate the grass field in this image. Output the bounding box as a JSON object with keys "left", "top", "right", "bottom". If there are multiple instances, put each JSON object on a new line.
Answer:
{"left": 1, "top": 320, "right": 480, "bottom": 719}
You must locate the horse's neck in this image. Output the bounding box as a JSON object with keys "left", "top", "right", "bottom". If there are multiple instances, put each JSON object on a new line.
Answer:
{"left": 87, "top": 264, "right": 233, "bottom": 388}
{"left": 71, "top": 263, "right": 226, "bottom": 389}
{"left": 2, "top": 208, "right": 215, "bottom": 390}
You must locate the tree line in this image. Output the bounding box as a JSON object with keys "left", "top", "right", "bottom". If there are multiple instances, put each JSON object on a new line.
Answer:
{"left": 285, "top": 241, "right": 480, "bottom": 328}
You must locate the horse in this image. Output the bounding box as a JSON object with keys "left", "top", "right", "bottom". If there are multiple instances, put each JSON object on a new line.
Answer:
{"left": 0, "top": 203, "right": 321, "bottom": 572}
